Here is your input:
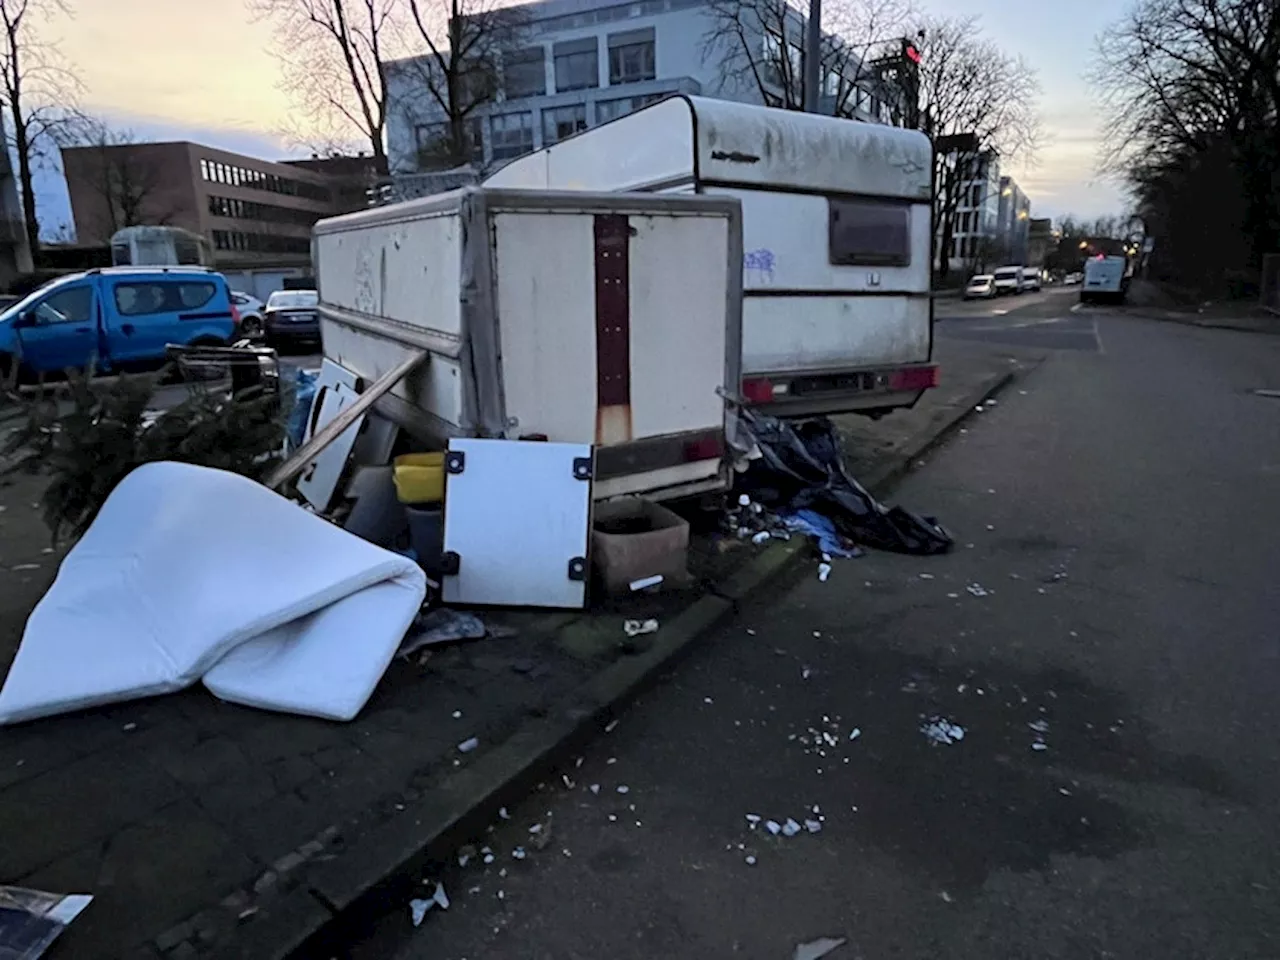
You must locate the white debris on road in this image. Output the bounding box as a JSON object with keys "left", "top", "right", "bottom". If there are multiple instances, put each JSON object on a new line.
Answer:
{"left": 921, "top": 717, "right": 966, "bottom": 745}
{"left": 457, "top": 737, "right": 479, "bottom": 753}
{"left": 818, "top": 562, "right": 832, "bottom": 582}
{"left": 623, "top": 618, "right": 659, "bottom": 638}
{"left": 793, "top": 937, "right": 848, "bottom": 960}
{"left": 966, "top": 583, "right": 991, "bottom": 598}
{"left": 409, "top": 882, "right": 450, "bottom": 926}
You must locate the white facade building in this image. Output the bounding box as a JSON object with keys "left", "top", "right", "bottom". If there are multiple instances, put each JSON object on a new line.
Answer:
{"left": 385, "top": 0, "right": 909, "bottom": 179}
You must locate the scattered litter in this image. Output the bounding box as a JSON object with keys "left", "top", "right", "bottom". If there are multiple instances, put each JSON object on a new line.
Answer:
{"left": 746, "top": 628, "right": 756, "bottom": 636}
{"left": 481, "top": 848, "right": 495, "bottom": 865}
{"left": 628, "top": 574, "right": 664, "bottom": 592}
{"left": 918, "top": 573, "right": 934, "bottom": 580}
{"left": 745, "top": 855, "right": 757, "bottom": 866}
{"left": 0, "top": 885, "right": 93, "bottom": 957}
{"left": 511, "top": 847, "right": 527, "bottom": 860}
{"left": 589, "top": 784, "right": 600, "bottom": 795}
{"left": 616, "top": 785, "right": 630, "bottom": 795}
{"left": 528, "top": 824, "right": 542, "bottom": 835}
{"left": 606, "top": 756, "right": 617, "bottom": 763}
{"left": 751, "top": 530, "right": 771, "bottom": 545}
{"left": 561, "top": 774, "right": 574, "bottom": 789}
{"left": 496, "top": 890, "right": 505, "bottom": 900}
{"left": 468, "top": 885, "right": 481, "bottom": 895}
{"left": 765, "top": 820, "right": 782, "bottom": 835}
{"left": 817, "top": 562, "right": 832, "bottom": 582}
{"left": 940, "top": 891, "right": 954, "bottom": 903}
{"left": 920, "top": 717, "right": 966, "bottom": 745}
{"left": 122, "top": 722, "right": 137, "bottom": 732}
{"left": 457, "top": 737, "right": 479, "bottom": 754}
{"left": 604, "top": 721, "right": 619, "bottom": 734}
{"left": 848, "top": 728, "right": 861, "bottom": 741}
{"left": 781, "top": 509, "right": 862, "bottom": 559}
{"left": 804, "top": 819, "right": 823, "bottom": 834}
{"left": 9, "top": 563, "right": 40, "bottom": 572}
{"left": 457, "top": 848, "right": 472, "bottom": 868}
{"left": 801, "top": 667, "right": 812, "bottom": 680}
{"left": 781, "top": 818, "right": 802, "bottom": 837}
{"left": 704, "top": 697, "right": 714, "bottom": 704}
{"left": 1031, "top": 742, "right": 1048, "bottom": 752}
{"left": 498, "top": 807, "right": 510, "bottom": 820}
{"left": 408, "top": 882, "right": 449, "bottom": 926}
{"left": 966, "top": 583, "right": 990, "bottom": 598}
{"left": 793, "top": 936, "right": 847, "bottom": 960}
{"left": 947, "top": 592, "right": 960, "bottom": 599}
{"left": 738, "top": 494, "right": 751, "bottom": 507}
{"left": 608, "top": 814, "right": 617, "bottom": 822}
{"left": 399, "top": 609, "right": 488, "bottom": 659}
{"left": 451, "top": 710, "right": 462, "bottom": 719}
{"left": 623, "top": 618, "right": 659, "bottom": 638}
{"left": 1028, "top": 719, "right": 1050, "bottom": 734}
{"left": 745, "top": 814, "right": 762, "bottom": 827}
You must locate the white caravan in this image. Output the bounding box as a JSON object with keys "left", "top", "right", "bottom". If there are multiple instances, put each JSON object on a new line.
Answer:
{"left": 484, "top": 95, "right": 937, "bottom": 418}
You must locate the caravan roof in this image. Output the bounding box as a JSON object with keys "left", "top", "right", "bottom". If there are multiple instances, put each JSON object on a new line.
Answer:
{"left": 485, "top": 95, "right": 933, "bottom": 201}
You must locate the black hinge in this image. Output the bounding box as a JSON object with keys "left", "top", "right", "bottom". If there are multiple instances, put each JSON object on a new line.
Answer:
{"left": 445, "top": 451, "right": 466, "bottom": 475}
{"left": 572, "top": 457, "right": 593, "bottom": 481}
{"left": 440, "top": 551, "right": 461, "bottom": 576}
{"left": 567, "top": 557, "right": 586, "bottom": 581}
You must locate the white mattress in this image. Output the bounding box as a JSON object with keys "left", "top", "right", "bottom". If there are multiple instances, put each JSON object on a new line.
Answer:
{"left": 0, "top": 461, "right": 427, "bottom": 724}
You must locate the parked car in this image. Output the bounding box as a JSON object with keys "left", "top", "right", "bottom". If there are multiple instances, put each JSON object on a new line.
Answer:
{"left": 1063, "top": 271, "right": 1084, "bottom": 285}
{"left": 263, "top": 289, "right": 320, "bottom": 348}
{"left": 0, "top": 267, "right": 240, "bottom": 380}
{"left": 1021, "top": 267, "right": 1042, "bottom": 292}
{"left": 964, "top": 274, "right": 996, "bottom": 299}
{"left": 230, "top": 292, "right": 265, "bottom": 337}
{"left": 992, "top": 265, "right": 1024, "bottom": 295}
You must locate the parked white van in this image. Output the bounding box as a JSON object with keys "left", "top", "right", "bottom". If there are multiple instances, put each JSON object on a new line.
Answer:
{"left": 484, "top": 96, "right": 937, "bottom": 419}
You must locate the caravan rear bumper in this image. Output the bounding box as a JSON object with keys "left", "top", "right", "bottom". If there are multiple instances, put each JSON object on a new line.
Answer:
{"left": 741, "top": 362, "right": 939, "bottom": 418}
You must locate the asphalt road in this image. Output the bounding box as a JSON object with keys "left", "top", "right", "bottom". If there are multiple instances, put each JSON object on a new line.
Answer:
{"left": 937, "top": 286, "right": 1106, "bottom": 353}
{"left": 362, "top": 313, "right": 1280, "bottom": 959}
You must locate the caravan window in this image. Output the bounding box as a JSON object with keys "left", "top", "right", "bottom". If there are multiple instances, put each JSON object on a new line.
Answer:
{"left": 828, "top": 197, "right": 911, "bottom": 267}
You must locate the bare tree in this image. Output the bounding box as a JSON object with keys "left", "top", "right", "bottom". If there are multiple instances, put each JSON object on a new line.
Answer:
{"left": 0, "top": 0, "right": 81, "bottom": 253}
{"left": 1093, "top": 0, "right": 1280, "bottom": 279}
{"left": 401, "top": 0, "right": 528, "bottom": 169}
{"left": 59, "top": 119, "right": 175, "bottom": 238}
{"left": 252, "top": 0, "right": 396, "bottom": 162}
{"left": 916, "top": 15, "right": 1040, "bottom": 280}
{"left": 702, "top": 0, "right": 912, "bottom": 116}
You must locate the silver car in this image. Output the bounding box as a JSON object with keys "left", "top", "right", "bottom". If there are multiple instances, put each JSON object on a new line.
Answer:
{"left": 964, "top": 274, "right": 996, "bottom": 299}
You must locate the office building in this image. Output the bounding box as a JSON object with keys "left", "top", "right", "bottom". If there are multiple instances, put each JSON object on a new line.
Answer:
{"left": 384, "top": 0, "right": 914, "bottom": 179}
{"left": 62, "top": 143, "right": 374, "bottom": 296}
{"left": 996, "top": 176, "right": 1032, "bottom": 265}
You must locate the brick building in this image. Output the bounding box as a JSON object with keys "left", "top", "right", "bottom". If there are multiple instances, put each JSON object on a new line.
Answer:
{"left": 61, "top": 142, "right": 377, "bottom": 297}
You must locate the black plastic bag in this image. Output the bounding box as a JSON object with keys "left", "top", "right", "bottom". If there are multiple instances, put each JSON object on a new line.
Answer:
{"left": 737, "top": 411, "right": 953, "bottom": 556}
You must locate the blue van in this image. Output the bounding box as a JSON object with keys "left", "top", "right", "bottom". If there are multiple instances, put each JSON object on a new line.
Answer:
{"left": 0, "top": 267, "right": 241, "bottom": 379}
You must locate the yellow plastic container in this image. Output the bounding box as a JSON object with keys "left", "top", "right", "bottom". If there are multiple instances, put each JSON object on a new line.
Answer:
{"left": 393, "top": 452, "right": 446, "bottom": 504}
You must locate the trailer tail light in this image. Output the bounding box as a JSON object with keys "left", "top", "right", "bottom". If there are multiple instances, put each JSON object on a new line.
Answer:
{"left": 889, "top": 365, "right": 940, "bottom": 392}
{"left": 741, "top": 377, "right": 774, "bottom": 404}
{"left": 683, "top": 433, "right": 724, "bottom": 462}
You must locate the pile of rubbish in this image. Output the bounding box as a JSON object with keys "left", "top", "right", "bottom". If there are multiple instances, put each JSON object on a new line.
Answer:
{"left": 728, "top": 411, "right": 953, "bottom": 558}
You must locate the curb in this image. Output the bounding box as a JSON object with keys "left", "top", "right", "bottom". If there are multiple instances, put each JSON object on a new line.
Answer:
{"left": 211, "top": 365, "right": 1021, "bottom": 960}
{"left": 1122, "top": 307, "right": 1279, "bottom": 336}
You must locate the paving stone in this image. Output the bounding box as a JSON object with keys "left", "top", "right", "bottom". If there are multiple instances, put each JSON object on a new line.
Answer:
{"left": 0, "top": 744, "right": 183, "bottom": 877}
{"left": 22, "top": 800, "right": 256, "bottom": 958}
{"left": 226, "top": 792, "right": 337, "bottom": 867}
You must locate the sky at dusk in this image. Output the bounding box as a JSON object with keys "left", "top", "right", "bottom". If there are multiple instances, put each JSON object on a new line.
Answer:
{"left": 33, "top": 0, "right": 1127, "bottom": 237}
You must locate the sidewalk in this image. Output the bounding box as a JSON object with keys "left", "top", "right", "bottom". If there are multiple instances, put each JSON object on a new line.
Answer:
{"left": 0, "top": 339, "right": 1032, "bottom": 960}
{"left": 1123, "top": 279, "right": 1280, "bottom": 335}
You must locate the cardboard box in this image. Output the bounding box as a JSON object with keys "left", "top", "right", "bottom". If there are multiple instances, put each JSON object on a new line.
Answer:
{"left": 591, "top": 498, "right": 690, "bottom": 594}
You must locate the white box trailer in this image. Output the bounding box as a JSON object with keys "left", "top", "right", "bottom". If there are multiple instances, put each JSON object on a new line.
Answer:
{"left": 484, "top": 95, "right": 938, "bottom": 418}
{"left": 312, "top": 186, "right": 743, "bottom": 502}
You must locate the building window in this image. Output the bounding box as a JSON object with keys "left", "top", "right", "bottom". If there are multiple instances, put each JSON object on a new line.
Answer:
{"left": 505, "top": 46, "right": 546, "bottom": 99}
{"left": 414, "top": 119, "right": 483, "bottom": 165}
{"left": 607, "top": 28, "right": 655, "bottom": 85}
{"left": 554, "top": 37, "right": 599, "bottom": 91}
{"left": 595, "top": 92, "right": 665, "bottom": 124}
{"left": 828, "top": 197, "right": 911, "bottom": 267}
{"left": 490, "top": 111, "right": 535, "bottom": 160}
{"left": 971, "top": 184, "right": 982, "bottom": 206}
{"left": 854, "top": 87, "right": 870, "bottom": 114}
{"left": 210, "top": 229, "right": 310, "bottom": 255}
{"left": 543, "top": 103, "right": 587, "bottom": 145}
{"left": 762, "top": 34, "right": 800, "bottom": 88}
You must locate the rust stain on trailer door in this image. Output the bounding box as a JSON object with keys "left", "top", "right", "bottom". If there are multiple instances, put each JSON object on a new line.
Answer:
{"left": 594, "top": 214, "right": 633, "bottom": 445}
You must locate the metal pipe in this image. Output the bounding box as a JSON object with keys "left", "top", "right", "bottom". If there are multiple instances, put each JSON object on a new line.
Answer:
{"left": 804, "top": 0, "right": 821, "bottom": 113}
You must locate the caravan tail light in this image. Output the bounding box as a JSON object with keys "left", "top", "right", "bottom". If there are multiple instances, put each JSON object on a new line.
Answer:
{"left": 889, "top": 365, "right": 940, "bottom": 392}
{"left": 741, "top": 377, "right": 775, "bottom": 404}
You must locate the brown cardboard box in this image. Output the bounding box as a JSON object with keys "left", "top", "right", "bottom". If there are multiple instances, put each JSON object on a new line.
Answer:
{"left": 591, "top": 498, "right": 691, "bottom": 594}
